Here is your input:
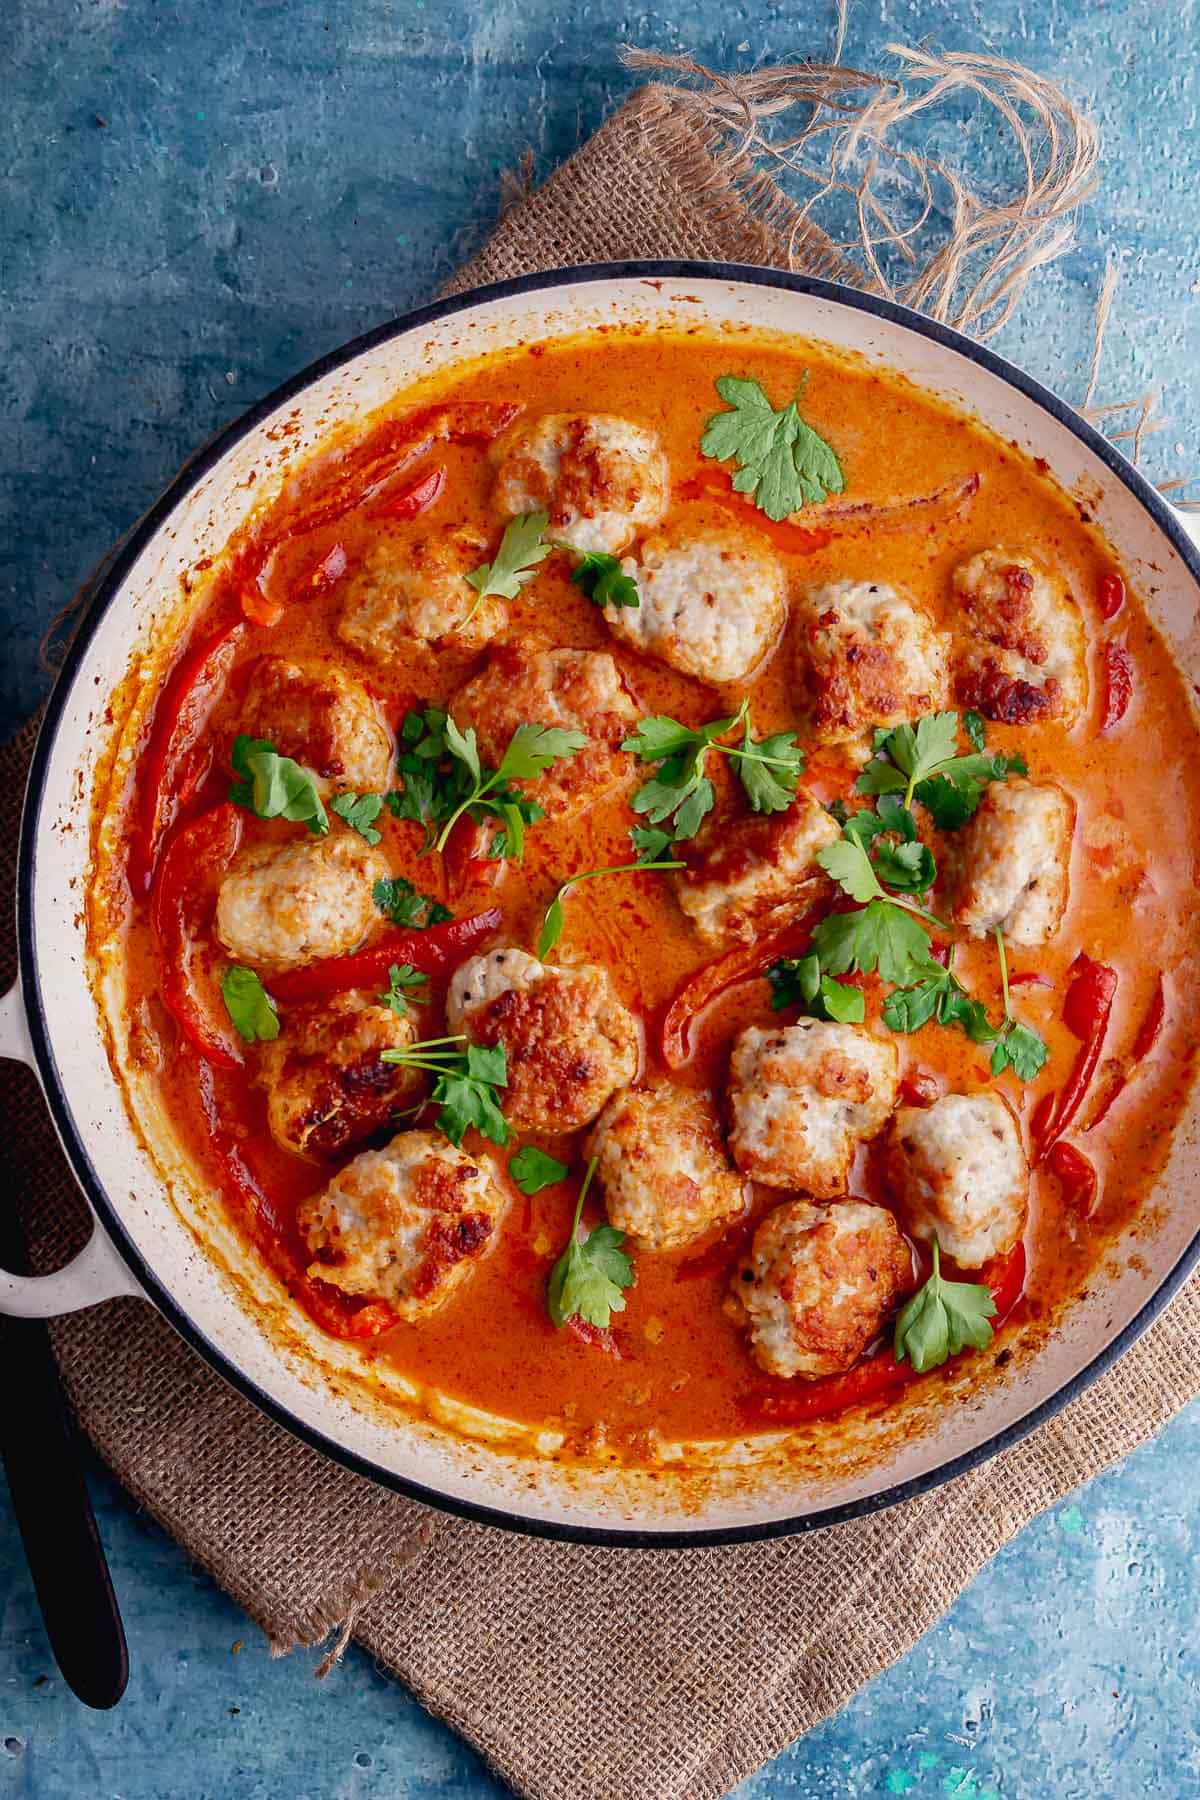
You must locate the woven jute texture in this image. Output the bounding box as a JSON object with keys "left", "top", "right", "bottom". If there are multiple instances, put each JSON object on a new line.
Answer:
{"left": 6, "top": 84, "right": 1200, "bottom": 1800}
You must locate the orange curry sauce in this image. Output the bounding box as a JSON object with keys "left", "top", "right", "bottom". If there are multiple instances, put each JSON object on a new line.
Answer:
{"left": 108, "top": 330, "right": 1200, "bottom": 1459}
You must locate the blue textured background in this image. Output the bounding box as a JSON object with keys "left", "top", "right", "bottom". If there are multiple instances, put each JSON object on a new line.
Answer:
{"left": 2, "top": 2, "right": 1198, "bottom": 1795}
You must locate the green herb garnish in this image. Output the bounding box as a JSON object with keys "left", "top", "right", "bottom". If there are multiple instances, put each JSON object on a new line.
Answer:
{"left": 229, "top": 736, "right": 328, "bottom": 835}
{"left": 547, "top": 1157, "right": 634, "bottom": 1330}
{"left": 700, "top": 374, "right": 845, "bottom": 519}
{"left": 622, "top": 699, "right": 805, "bottom": 840}
{"left": 568, "top": 550, "right": 639, "bottom": 610}
{"left": 536, "top": 852, "right": 685, "bottom": 959}
{"left": 330, "top": 791, "right": 384, "bottom": 845}
{"left": 893, "top": 1238, "right": 996, "bottom": 1373}
{"left": 220, "top": 965, "right": 280, "bottom": 1043}
{"left": 372, "top": 876, "right": 452, "bottom": 930}
{"left": 377, "top": 963, "right": 429, "bottom": 1019}
{"left": 380, "top": 1035, "right": 511, "bottom": 1147}
{"left": 509, "top": 1146, "right": 569, "bottom": 1195}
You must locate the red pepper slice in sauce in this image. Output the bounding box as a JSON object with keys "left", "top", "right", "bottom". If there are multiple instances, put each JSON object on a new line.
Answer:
{"left": 150, "top": 802, "right": 245, "bottom": 1069}
{"left": 660, "top": 909, "right": 822, "bottom": 1069}
{"left": 679, "top": 470, "right": 980, "bottom": 555}
{"left": 264, "top": 907, "right": 503, "bottom": 1005}
{"left": 1046, "top": 1141, "right": 1098, "bottom": 1214}
{"left": 1086, "top": 972, "right": 1167, "bottom": 1131}
{"left": 371, "top": 464, "right": 446, "bottom": 520}
{"left": 128, "top": 618, "right": 245, "bottom": 896}
{"left": 736, "top": 1241, "right": 1027, "bottom": 1428}
{"left": 1034, "top": 955, "right": 1119, "bottom": 1161}
{"left": 1097, "top": 572, "right": 1126, "bottom": 620}
{"left": 1100, "top": 640, "right": 1134, "bottom": 732}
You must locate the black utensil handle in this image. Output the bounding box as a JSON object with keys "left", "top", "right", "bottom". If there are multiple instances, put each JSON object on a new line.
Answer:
{"left": 0, "top": 1310, "right": 129, "bottom": 1710}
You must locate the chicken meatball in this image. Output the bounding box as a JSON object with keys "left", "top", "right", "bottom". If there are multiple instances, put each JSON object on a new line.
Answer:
{"left": 491, "top": 411, "right": 668, "bottom": 555}
{"left": 944, "top": 779, "right": 1074, "bottom": 947}
{"left": 952, "top": 549, "right": 1087, "bottom": 726}
{"left": 256, "top": 991, "right": 425, "bottom": 1159}
{"left": 883, "top": 1090, "right": 1028, "bottom": 1269}
{"left": 586, "top": 1084, "right": 745, "bottom": 1252}
{"left": 239, "top": 656, "right": 394, "bottom": 793}
{"left": 447, "top": 948, "right": 639, "bottom": 1132}
{"left": 728, "top": 1020, "right": 900, "bottom": 1197}
{"left": 608, "top": 522, "right": 786, "bottom": 684}
{"left": 215, "top": 833, "right": 386, "bottom": 974}
{"left": 794, "top": 580, "right": 951, "bottom": 755}
{"left": 727, "top": 1199, "right": 912, "bottom": 1380}
{"left": 337, "top": 525, "right": 503, "bottom": 656}
{"left": 451, "top": 645, "right": 638, "bottom": 822}
{"left": 674, "top": 794, "right": 841, "bottom": 945}
{"left": 298, "top": 1129, "right": 505, "bottom": 1320}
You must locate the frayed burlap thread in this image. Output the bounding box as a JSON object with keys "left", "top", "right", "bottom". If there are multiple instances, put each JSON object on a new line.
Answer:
{"left": 5, "top": 77, "right": 1200, "bottom": 1800}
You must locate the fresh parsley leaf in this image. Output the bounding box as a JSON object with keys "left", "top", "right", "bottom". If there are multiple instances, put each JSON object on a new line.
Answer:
{"left": 893, "top": 1238, "right": 996, "bottom": 1373}
{"left": 408, "top": 715, "right": 585, "bottom": 857}
{"left": 817, "top": 836, "right": 885, "bottom": 905}
{"left": 700, "top": 374, "right": 845, "bottom": 520}
{"left": 767, "top": 952, "right": 865, "bottom": 1023}
{"left": 964, "top": 709, "right": 987, "bottom": 753}
{"left": 509, "top": 1146, "right": 569, "bottom": 1195}
{"left": 330, "top": 790, "right": 384, "bottom": 845}
{"left": 377, "top": 962, "right": 428, "bottom": 1018}
{"left": 991, "top": 1020, "right": 1048, "bottom": 1081}
{"left": 386, "top": 708, "right": 464, "bottom": 850}
{"left": 372, "top": 876, "right": 453, "bottom": 930}
{"left": 229, "top": 736, "right": 329, "bottom": 835}
{"left": 464, "top": 511, "right": 552, "bottom": 602}
{"left": 857, "top": 711, "right": 1027, "bottom": 825}
{"left": 811, "top": 900, "right": 934, "bottom": 987}
{"left": 622, "top": 709, "right": 743, "bottom": 764}
{"left": 732, "top": 721, "right": 805, "bottom": 815}
{"left": 569, "top": 551, "right": 639, "bottom": 609}
{"left": 547, "top": 1157, "right": 635, "bottom": 1329}
{"left": 628, "top": 825, "right": 674, "bottom": 861}
{"left": 536, "top": 854, "right": 684, "bottom": 958}
{"left": 842, "top": 796, "right": 936, "bottom": 894}
{"left": 496, "top": 721, "right": 589, "bottom": 783}
{"left": 381, "top": 1035, "right": 511, "bottom": 1147}
{"left": 220, "top": 965, "right": 280, "bottom": 1043}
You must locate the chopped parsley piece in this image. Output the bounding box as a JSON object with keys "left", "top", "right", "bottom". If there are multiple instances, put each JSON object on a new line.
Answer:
{"left": 856, "top": 710, "right": 1026, "bottom": 825}
{"left": 384, "top": 707, "right": 574, "bottom": 861}
{"left": 700, "top": 374, "right": 845, "bottom": 519}
{"left": 547, "top": 1157, "right": 634, "bottom": 1330}
{"left": 229, "top": 736, "right": 328, "bottom": 835}
{"left": 464, "top": 511, "right": 552, "bottom": 605}
{"left": 623, "top": 699, "right": 805, "bottom": 841}
{"left": 330, "top": 790, "right": 384, "bottom": 845}
{"left": 509, "top": 1146, "right": 569, "bottom": 1195}
{"left": 536, "top": 851, "right": 685, "bottom": 959}
{"left": 380, "top": 1035, "right": 511, "bottom": 1147}
{"left": 372, "top": 875, "right": 452, "bottom": 930}
{"left": 893, "top": 1238, "right": 996, "bottom": 1373}
{"left": 220, "top": 965, "right": 280, "bottom": 1043}
{"left": 376, "top": 963, "right": 428, "bottom": 1019}
{"left": 881, "top": 930, "right": 1048, "bottom": 1083}
{"left": 767, "top": 951, "right": 864, "bottom": 1024}
{"left": 568, "top": 550, "right": 639, "bottom": 610}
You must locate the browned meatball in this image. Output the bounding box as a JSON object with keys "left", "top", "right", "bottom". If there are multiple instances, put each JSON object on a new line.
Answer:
{"left": 256, "top": 991, "right": 425, "bottom": 1159}
{"left": 726, "top": 1199, "right": 913, "bottom": 1380}
{"left": 674, "top": 794, "right": 841, "bottom": 945}
{"left": 239, "top": 655, "right": 393, "bottom": 791}
{"left": 586, "top": 1083, "right": 745, "bottom": 1251}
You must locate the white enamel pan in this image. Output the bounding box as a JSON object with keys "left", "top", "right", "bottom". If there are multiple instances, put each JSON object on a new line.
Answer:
{"left": 3, "top": 264, "right": 1198, "bottom": 1545}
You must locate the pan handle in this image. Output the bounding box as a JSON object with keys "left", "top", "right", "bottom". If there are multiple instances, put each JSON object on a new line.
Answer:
{"left": 0, "top": 981, "right": 144, "bottom": 1317}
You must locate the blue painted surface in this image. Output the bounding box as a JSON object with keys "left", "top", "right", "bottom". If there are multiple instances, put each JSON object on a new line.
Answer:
{"left": 2, "top": 1, "right": 1198, "bottom": 1794}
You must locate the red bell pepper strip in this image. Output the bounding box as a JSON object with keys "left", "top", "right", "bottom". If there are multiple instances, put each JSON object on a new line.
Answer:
{"left": 1100, "top": 641, "right": 1134, "bottom": 732}
{"left": 265, "top": 907, "right": 502, "bottom": 1005}
{"left": 735, "top": 1240, "right": 1026, "bottom": 1427}
{"left": 1086, "top": 973, "right": 1167, "bottom": 1131}
{"left": 1097, "top": 572, "right": 1126, "bottom": 620}
{"left": 899, "top": 1070, "right": 941, "bottom": 1108}
{"left": 372, "top": 464, "right": 446, "bottom": 520}
{"left": 442, "top": 816, "right": 505, "bottom": 900}
{"left": 680, "top": 470, "right": 979, "bottom": 555}
{"left": 660, "top": 909, "right": 822, "bottom": 1069}
{"left": 128, "top": 618, "right": 245, "bottom": 896}
{"left": 151, "top": 803, "right": 245, "bottom": 1068}
{"left": 1035, "top": 956, "right": 1118, "bottom": 1160}
{"left": 1047, "top": 1141, "right": 1098, "bottom": 1213}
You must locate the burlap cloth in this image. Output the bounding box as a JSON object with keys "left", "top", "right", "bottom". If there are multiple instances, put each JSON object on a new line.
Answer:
{"left": 5, "top": 85, "right": 1199, "bottom": 1800}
